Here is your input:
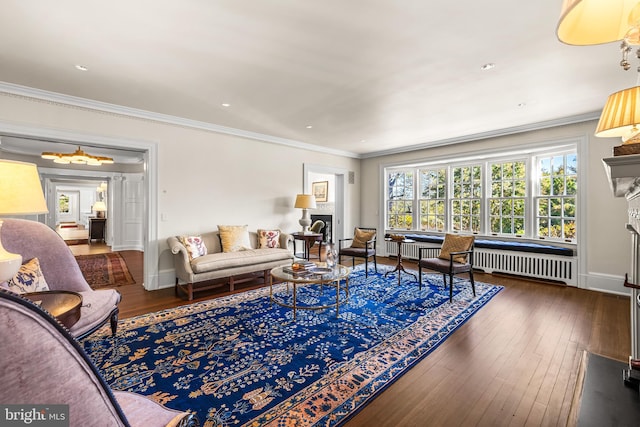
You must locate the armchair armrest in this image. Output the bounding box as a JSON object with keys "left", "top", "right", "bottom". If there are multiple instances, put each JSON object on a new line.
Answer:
{"left": 448, "top": 249, "right": 474, "bottom": 266}
{"left": 338, "top": 237, "right": 354, "bottom": 250}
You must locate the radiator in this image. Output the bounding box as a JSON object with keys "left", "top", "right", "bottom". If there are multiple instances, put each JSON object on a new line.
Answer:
{"left": 385, "top": 241, "right": 578, "bottom": 285}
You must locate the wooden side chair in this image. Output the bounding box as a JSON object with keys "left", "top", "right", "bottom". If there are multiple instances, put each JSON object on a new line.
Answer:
{"left": 338, "top": 227, "right": 377, "bottom": 277}
{"left": 418, "top": 233, "right": 475, "bottom": 302}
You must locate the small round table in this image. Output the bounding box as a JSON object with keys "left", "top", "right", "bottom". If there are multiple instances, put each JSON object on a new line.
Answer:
{"left": 385, "top": 238, "right": 418, "bottom": 285}
{"left": 23, "top": 290, "right": 83, "bottom": 329}
{"left": 270, "top": 263, "right": 350, "bottom": 320}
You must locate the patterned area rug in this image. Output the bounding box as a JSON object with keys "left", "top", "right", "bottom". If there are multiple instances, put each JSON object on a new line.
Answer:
{"left": 75, "top": 252, "right": 136, "bottom": 289}
{"left": 82, "top": 266, "right": 502, "bottom": 426}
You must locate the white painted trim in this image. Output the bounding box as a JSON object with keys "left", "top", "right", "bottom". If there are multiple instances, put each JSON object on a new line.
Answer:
{"left": 583, "top": 272, "right": 629, "bottom": 296}
{"left": 361, "top": 112, "right": 600, "bottom": 159}
{"left": 0, "top": 120, "right": 159, "bottom": 291}
{"left": 303, "top": 163, "right": 349, "bottom": 243}
{"left": 0, "top": 81, "right": 359, "bottom": 159}
{"left": 0, "top": 81, "right": 601, "bottom": 161}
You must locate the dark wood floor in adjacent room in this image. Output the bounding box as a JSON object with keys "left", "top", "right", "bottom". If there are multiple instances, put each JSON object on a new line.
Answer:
{"left": 77, "top": 245, "right": 631, "bottom": 426}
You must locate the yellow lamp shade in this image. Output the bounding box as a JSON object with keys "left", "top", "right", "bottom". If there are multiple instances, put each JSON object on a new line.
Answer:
{"left": 595, "top": 86, "right": 640, "bottom": 140}
{"left": 557, "top": 0, "right": 640, "bottom": 45}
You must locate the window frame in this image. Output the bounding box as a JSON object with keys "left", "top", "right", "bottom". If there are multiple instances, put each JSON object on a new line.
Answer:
{"left": 383, "top": 144, "right": 579, "bottom": 244}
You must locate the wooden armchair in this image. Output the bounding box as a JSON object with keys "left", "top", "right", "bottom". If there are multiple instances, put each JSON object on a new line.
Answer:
{"left": 0, "top": 289, "right": 198, "bottom": 427}
{"left": 418, "top": 234, "right": 476, "bottom": 302}
{"left": 338, "top": 227, "right": 377, "bottom": 277}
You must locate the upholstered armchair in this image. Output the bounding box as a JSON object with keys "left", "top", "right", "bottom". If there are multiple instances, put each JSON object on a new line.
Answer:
{"left": 418, "top": 233, "right": 476, "bottom": 302}
{"left": 0, "top": 218, "right": 120, "bottom": 339}
{"left": 0, "top": 289, "right": 198, "bottom": 427}
{"left": 338, "top": 227, "right": 378, "bottom": 277}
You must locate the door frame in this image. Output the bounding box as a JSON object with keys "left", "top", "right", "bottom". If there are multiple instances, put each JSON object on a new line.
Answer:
{"left": 0, "top": 120, "right": 160, "bottom": 290}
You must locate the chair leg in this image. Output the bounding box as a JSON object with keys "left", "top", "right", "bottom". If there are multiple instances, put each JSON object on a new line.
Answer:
{"left": 365, "top": 258, "right": 368, "bottom": 277}
{"left": 373, "top": 255, "right": 378, "bottom": 273}
{"left": 449, "top": 272, "right": 454, "bottom": 302}
{"left": 469, "top": 269, "right": 476, "bottom": 297}
{"left": 110, "top": 309, "right": 119, "bottom": 336}
{"left": 418, "top": 264, "right": 422, "bottom": 289}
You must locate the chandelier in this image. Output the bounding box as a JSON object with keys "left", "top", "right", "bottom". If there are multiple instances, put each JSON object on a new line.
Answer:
{"left": 41, "top": 146, "right": 114, "bottom": 166}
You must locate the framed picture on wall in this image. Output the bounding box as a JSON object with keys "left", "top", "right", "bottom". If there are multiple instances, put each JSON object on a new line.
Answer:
{"left": 312, "top": 181, "right": 328, "bottom": 202}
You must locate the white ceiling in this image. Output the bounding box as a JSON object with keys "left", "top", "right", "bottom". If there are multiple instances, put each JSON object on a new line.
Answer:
{"left": 0, "top": 1, "right": 634, "bottom": 157}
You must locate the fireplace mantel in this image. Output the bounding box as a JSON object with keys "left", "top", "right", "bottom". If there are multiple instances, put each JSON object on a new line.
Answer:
{"left": 603, "top": 153, "right": 640, "bottom": 364}
{"left": 602, "top": 154, "right": 640, "bottom": 200}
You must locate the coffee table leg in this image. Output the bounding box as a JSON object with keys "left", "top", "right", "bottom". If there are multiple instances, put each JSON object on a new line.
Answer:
{"left": 336, "top": 279, "right": 340, "bottom": 317}
{"left": 269, "top": 275, "right": 273, "bottom": 304}
{"left": 293, "top": 283, "right": 297, "bottom": 321}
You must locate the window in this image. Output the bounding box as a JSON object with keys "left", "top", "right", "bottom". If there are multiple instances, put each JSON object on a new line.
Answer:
{"left": 451, "top": 165, "right": 481, "bottom": 233}
{"left": 535, "top": 153, "right": 577, "bottom": 242}
{"left": 387, "top": 170, "right": 414, "bottom": 230}
{"left": 418, "top": 168, "right": 446, "bottom": 232}
{"left": 58, "top": 193, "right": 70, "bottom": 214}
{"left": 489, "top": 160, "right": 526, "bottom": 236}
{"left": 384, "top": 144, "right": 578, "bottom": 243}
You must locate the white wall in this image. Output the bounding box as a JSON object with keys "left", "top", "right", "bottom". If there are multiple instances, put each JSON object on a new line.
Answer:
{"left": 360, "top": 120, "right": 630, "bottom": 294}
{"left": 0, "top": 92, "right": 360, "bottom": 288}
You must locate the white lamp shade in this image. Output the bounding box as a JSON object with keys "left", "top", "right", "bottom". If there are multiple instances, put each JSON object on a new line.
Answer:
{"left": 294, "top": 194, "right": 316, "bottom": 209}
{"left": 596, "top": 86, "right": 640, "bottom": 138}
{"left": 0, "top": 160, "right": 48, "bottom": 215}
{"left": 557, "top": 0, "right": 640, "bottom": 45}
{"left": 93, "top": 201, "right": 107, "bottom": 212}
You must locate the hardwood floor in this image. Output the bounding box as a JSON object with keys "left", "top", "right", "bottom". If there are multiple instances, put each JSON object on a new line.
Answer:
{"left": 81, "top": 248, "right": 631, "bottom": 426}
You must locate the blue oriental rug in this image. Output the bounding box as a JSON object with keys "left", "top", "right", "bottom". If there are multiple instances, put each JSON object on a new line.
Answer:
{"left": 82, "top": 265, "right": 502, "bottom": 426}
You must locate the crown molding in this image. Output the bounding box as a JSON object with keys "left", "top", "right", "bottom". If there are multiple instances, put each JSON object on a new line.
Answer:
{"left": 0, "top": 81, "right": 361, "bottom": 159}
{"left": 360, "top": 111, "right": 601, "bottom": 159}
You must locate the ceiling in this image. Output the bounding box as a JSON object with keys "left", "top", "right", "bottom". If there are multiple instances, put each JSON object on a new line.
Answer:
{"left": 0, "top": 1, "right": 634, "bottom": 157}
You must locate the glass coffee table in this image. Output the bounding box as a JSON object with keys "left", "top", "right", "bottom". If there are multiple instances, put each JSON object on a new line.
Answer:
{"left": 270, "top": 263, "right": 350, "bottom": 320}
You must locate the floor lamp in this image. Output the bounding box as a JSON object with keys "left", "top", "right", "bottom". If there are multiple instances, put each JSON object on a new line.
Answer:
{"left": 0, "top": 160, "right": 49, "bottom": 283}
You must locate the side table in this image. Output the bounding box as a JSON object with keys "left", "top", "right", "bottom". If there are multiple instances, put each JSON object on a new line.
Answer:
{"left": 385, "top": 238, "right": 418, "bottom": 285}
{"left": 291, "top": 232, "right": 324, "bottom": 260}
{"left": 22, "top": 290, "right": 83, "bottom": 329}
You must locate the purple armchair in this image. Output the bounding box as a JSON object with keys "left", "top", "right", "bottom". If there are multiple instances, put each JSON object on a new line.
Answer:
{"left": 0, "top": 289, "right": 198, "bottom": 426}
{"left": 0, "top": 218, "right": 120, "bottom": 339}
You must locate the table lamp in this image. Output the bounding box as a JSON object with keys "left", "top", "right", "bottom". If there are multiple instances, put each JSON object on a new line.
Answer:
{"left": 294, "top": 194, "right": 316, "bottom": 233}
{"left": 0, "top": 160, "right": 49, "bottom": 283}
{"left": 93, "top": 200, "right": 107, "bottom": 218}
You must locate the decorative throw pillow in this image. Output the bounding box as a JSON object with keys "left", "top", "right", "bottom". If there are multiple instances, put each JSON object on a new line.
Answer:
{"left": 351, "top": 228, "right": 376, "bottom": 248}
{"left": 6, "top": 258, "right": 50, "bottom": 294}
{"left": 179, "top": 235, "right": 208, "bottom": 261}
{"left": 258, "top": 229, "right": 281, "bottom": 249}
{"left": 218, "top": 225, "right": 251, "bottom": 253}
{"left": 438, "top": 234, "right": 474, "bottom": 263}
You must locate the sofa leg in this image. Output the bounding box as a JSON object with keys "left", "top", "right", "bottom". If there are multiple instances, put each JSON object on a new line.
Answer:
{"left": 175, "top": 278, "right": 179, "bottom": 296}
{"left": 263, "top": 269, "right": 269, "bottom": 284}
{"left": 187, "top": 283, "right": 193, "bottom": 301}
{"left": 229, "top": 276, "right": 235, "bottom": 292}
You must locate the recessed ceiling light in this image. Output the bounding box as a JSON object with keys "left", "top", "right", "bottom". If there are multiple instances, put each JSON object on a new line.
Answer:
{"left": 518, "top": 102, "right": 527, "bottom": 107}
{"left": 306, "top": 125, "right": 313, "bottom": 129}
{"left": 221, "top": 103, "right": 230, "bottom": 107}
{"left": 75, "top": 64, "right": 89, "bottom": 71}
{"left": 480, "top": 63, "right": 495, "bottom": 71}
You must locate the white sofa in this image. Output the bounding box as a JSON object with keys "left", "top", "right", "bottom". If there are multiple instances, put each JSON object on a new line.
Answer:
{"left": 167, "top": 229, "right": 294, "bottom": 300}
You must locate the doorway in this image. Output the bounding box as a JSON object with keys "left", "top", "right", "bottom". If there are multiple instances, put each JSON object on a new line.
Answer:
{"left": 0, "top": 121, "right": 159, "bottom": 290}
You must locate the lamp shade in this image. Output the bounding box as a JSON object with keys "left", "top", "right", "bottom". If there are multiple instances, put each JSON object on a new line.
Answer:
{"left": 557, "top": 0, "right": 640, "bottom": 45}
{"left": 595, "top": 86, "right": 640, "bottom": 139}
{"left": 93, "top": 201, "right": 107, "bottom": 212}
{"left": 294, "top": 194, "right": 316, "bottom": 209}
{"left": 0, "top": 160, "right": 48, "bottom": 215}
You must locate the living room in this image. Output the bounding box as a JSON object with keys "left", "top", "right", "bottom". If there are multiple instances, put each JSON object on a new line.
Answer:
{"left": 0, "top": 1, "right": 638, "bottom": 426}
